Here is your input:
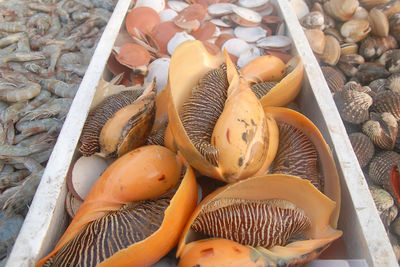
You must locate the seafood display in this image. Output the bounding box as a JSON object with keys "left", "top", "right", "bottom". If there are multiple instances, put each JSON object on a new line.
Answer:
{"left": 32, "top": 0, "right": 346, "bottom": 263}
{"left": 294, "top": 0, "right": 400, "bottom": 261}
{"left": 0, "top": 0, "right": 118, "bottom": 264}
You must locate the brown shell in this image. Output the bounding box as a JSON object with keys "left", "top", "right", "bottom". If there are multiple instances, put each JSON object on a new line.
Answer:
{"left": 369, "top": 78, "right": 387, "bottom": 93}
{"left": 369, "top": 151, "right": 400, "bottom": 186}
{"left": 348, "top": 132, "right": 375, "bottom": 168}
{"left": 191, "top": 198, "right": 311, "bottom": 248}
{"left": 389, "top": 13, "right": 400, "bottom": 43}
{"left": 250, "top": 81, "right": 278, "bottom": 99}
{"left": 79, "top": 90, "right": 143, "bottom": 156}
{"left": 359, "top": 35, "right": 398, "bottom": 60}
{"left": 373, "top": 90, "right": 400, "bottom": 120}
{"left": 321, "top": 66, "right": 346, "bottom": 93}
{"left": 271, "top": 122, "right": 321, "bottom": 190}
{"left": 362, "top": 112, "right": 398, "bottom": 150}
{"left": 386, "top": 73, "right": 400, "bottom": 93}
{"left": 333, "top": 89, "right": 373, "bottom": 124}
{"left": 356, "top": 62, "right": 390, "bottom": 85}
{"left": 376, "top": 49, "right": 400, "bottom": 73}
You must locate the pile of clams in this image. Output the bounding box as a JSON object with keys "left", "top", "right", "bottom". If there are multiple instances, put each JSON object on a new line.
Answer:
{"left": 37, "top": 1, "right": 343, "bottom": 266}
{"left": 294, "top": 0, "right": 400, "bottom": 260}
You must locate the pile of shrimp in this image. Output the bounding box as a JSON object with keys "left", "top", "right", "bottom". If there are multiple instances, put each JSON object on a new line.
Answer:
{"left": 0, "top": 0, "right": 117, "bottom": 264}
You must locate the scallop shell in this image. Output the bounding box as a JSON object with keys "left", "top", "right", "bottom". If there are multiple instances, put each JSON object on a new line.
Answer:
{"left": 362, "top": 112, "right": 398, "bottom": 150}
{"left": 144, "top": 58, "right": 170, "bottom": 94}
{"left": 237, "top": 46, "right": 261, "bottom": 68}
{"left": 256, "top": 35, "right": 292, "bottom": 50}
{"left": 348, "top": 132, "right": 375, "bottom": 168}
{"left": 159, "top": 9, "right": 178, "bottom": 22}
{"left": 208, "top": 3, "right": 235, "bottom": 16}
{"left": 386, "top": 73, "right": 400, "bottom": 93}
{"left": 234, "top": 26, "right": 267, "bottom": 43}
{"left": 321, "top": 66, "right": 346, "bottom": 93}
{"left": 373, "top": 90, "right": 400, "bottom": 120}
{"left": 333, "top": 89, "right": 373, "bottom": 124}
{"left": 231, "top": 5, "right": 262, "bottom": 24}
{"left": 369, "top": 150, "right": 400, "bottom": 186}
{"left": 222, "top": 38, "right": 250, "bottom": 57}
{"left": 238, "top": 0, "right": 269, "bottom": 9}
{"left": 37, "top": 146, "right": 198, "bottom": 267}
{"left": 126, "top": 6, "right": 161, "bottom": 38}
{"left": 134, "top": 0, "right": 165, "bottom": 13}
{"left": 177, "top": 174, "right": 342, "bottom": 266}
{"left": 167, "top": 1, "right": 189, "bottom": 12}
{"left": 167, "top": 31, "right": 196, "bottom": 55}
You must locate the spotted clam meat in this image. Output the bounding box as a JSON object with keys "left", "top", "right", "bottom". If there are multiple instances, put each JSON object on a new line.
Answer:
{"left": 191, "top": 198, "right": 311, "bottom": 248}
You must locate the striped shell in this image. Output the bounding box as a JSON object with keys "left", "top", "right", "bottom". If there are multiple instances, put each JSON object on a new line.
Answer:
{"left": 79, "top": 90, "right": 144, "bottom": 156}
{"left": 369, "top": 78, "right": 387, "bottom": 94}
{"left": 272, "top": 122, "right": 321, "bottom": 190}
{"left": 370, "top": 184, "right": 397, "bottom": 228}
{"left": 362, "top": 112, "right": 398, "bottom": 151}
{"left": 333, "top": 89, "right": 372, "bottom": 124}
{"left": 386, "top": 73, "right": 400, "bottom": 93}
{"left": 373, "top": 91, "right": 400, "bottom": 120}
{"left": 191, "top": 198, "right": 311, "bottom": 248}
{"left": 250, "top": 81, "right": 278, "bottom": 99}
{"left": 321, "top": 66, "right": 346, "bottom": 93}
{"left": 369, "top": 151, "right": 400, "bottom": 186}
{"left": 356, "top": 63, "right": 390, "bottom": 85}
{"left": 348, "top": 132, "right": 375, "bottom": 168}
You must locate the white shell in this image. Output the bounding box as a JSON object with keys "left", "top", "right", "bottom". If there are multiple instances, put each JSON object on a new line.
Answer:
{"left": 222, "top": 38, "right": 250, "bottom": 57}
{"left": 134, "top": 0, "right": 165, "bottom": 13}
{"left": 208, "top": 3, "right": 235, "bottom": 16}
{"left": 258, "top": 4, "right": 274, "bottom": 16}
{"left": 276, "top": 22, "right": 286, "bottom": 35}
{"left": 167, "top": 31, "right": 196, "bottom": 55}
{"left": 210, "top": 18, "right": 232, "bottom": 28}
{"left": 213, "top": 26, "right": 221, "bottom": 38}
{"left": 71, "top": 155, "right": 110, "bottom": 200}
{"left": 167, "top": 1, "right": 189, "bottom": 12}
{"left": 237, "top": 46, "right": 261, "bottom": 68}
{"left": 234, "top": 26, "right": 267, "bottom": 43}
{"left": 238, "top": 0, "right": 269, "bottom": 8}
{"left": 159, "top": 8, "right": 178, "bottom": 22}
{"left": 220, "top": 28, "right": 235, "bottom": 35}
{"left": 289, "top": 0, "right": 309, "bottom": 19}
{"left": 144, "top": 57, "right": 171, "bottom": 94}
{"left": 232, "top": 5, "right": 262, "bottom": 23}
{"left": 256, "top": 35, "right": 292, "bottom": 49}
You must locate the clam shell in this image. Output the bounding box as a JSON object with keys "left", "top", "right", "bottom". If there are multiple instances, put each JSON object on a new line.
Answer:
{"left": 340, "top": 42, "right": 358, "bottom": 55}
{"left": 359, "top": 35, "right": 398, "bottom": 60}
{"left": 321, "top": 66, "right": 346, "bottom": 93}
{"left": 369, "top": 7, "right": 390, "bottom": 37}
{"left": 362, "top": 112, "right": 398, "bottom": 150}
{"left": 339, "top": 53, "right": 365, "bottom": 65}
{"left": 340, "top": 19, "right": 371, "bottom": 43}
{"left": 373, "top": 90, "right": 400, "bottom": 120}
{"left": 319, "top": 35, "right": 340, "bottom": 66}
{"left": 151, "top": 21, "right": 182, "bottom": 55}
{"left": 381, "top": 205, "right": 398, "bottom": 229}
{"left": 177, "top": 174, "right": 342, "bottom": 266}
{"left": 289, "top": 0, "right": 310, "bottom": 19}
{"left": 300, "top": 11, "right": 325, "bottom": 30}
{"left": 386, "top": 73, "right": 400, "bottom": 93}
{"left": 337, "top": 61, "right": 358, "bottom": 77}
{"left": 389, "top": 13, "right": 400, "bottom": 43}
{"left": 304, "top": 28, "right": 326, "bottom": 55}
{"left": 356, "top": 62, "right": 390, "bottom": 85}
{"left": 378, "top": 49, "right": 400, "bottom": 73}
{"left": 369, "top": 150, "right": 400, "bottom": 186}
{"left": 348, "top": 132, "right": 375, "bottom": 168}
{"left": 352, "top": 6, "right": 369, "bottom": 20}
{"left": 234, "top": 26, "right": 267, "bottom": 43}
{"left": 324, "top": 0, "right": 359, "bottom": 21}
{"left": 333, "top": 89, "right": 373, "bottom": 124}
{"left": 359, "top": 0, "right": 390, "bottom": 10}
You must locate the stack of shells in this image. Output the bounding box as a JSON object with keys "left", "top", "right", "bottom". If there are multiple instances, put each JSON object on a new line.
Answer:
{"left": 0, "top": 0, "right": 116, "bottom": 265}
{"left": 295, "top": 0, "right": 400, "bottom": 260}
{"left": 107, "top": 0, "right": 294, "bottom": 93}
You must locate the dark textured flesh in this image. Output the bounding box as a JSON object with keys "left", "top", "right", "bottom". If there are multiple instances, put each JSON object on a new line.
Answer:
{"left": 79, "top": 90, "right": 143, "bottom": 156}
{"left": 272, "top": 122, "right": 322, "bottom": 191}
{"left": 192, "top": 198, "right": 311, "bottom": 248}
{"left": 145, "top": 121, "right": 167, "bottom": 146}
{"left": 250, "top": 81, "right": 278, "bottom": 99}
{"left": 180, "top": 66, "right": 228, "bottom": 166}
{"left": 44, "top": 192, "right": 173, "bottom": 267}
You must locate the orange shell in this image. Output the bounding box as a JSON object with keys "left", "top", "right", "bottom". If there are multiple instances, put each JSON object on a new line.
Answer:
{"left": 37, "top": 145, "right": 190, "bottom": 267}
{"left": 126, "top": 6, "right": 161, "bottom": 38}
{"left": 116, "top": 43, "right": 151, "bottom": 69}
{"left": 177, "top": 174, "right": 342, "bottom": 266}
{"left": 192, "top": 21, "right": 217, "bottom": 41}
{"left": 240, "top": 55, "right": 286, "bottom": 84}
{"left": 151, "top": 21, "right": 183, "bottom": 55}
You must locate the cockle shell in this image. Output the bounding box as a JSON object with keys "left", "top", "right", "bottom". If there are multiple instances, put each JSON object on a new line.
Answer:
{"left": 369, "top": 151, "right": 400, "bottom": 195}
{"left": 177, "top": 174, "right": 342, "bottom": 267}
{"left": 369, "top": 78, "right": 387, "bottom": 93}
{"left": 37, "top": 145, "right": 198, "bottom": 267}
{"left": 348, "top": 132, "right": 375, "bottom": 168}
{"left": 373, "top": 90, "right": 400, "bottom": 120}
{"left": 333, "top": 89, "right": 373, "bottom": 124}
{"left": 369, "top": 185, "right": 397, "bottom": 228}
{"left": 321, "top": 66, "right": 346, "bottom": 93}
{"left": 386, "top": 73, "right": 400, "bottom": 93}
{"left": 356, "top": 62, "right": 390, "bottom": 84}
{"left": 362, "top": 112, "right": 398, "bottom": 150}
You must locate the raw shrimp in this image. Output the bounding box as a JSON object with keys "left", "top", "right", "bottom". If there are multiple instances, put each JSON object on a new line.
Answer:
{"left": 0, "top": 170, "right": 30, "bottom": 191}
{"left": 0, "top": 32, "right": 23, "bottom": 49}
{"left": 0, "top": 81, "right": 41, "bottom": 102}
{"left": 0, "top": 21, "right": 26, "bottom": 33}
{"left": 0, "top": 142, "right": 53, "bottom": 159}
{"left": 28, "top": 3, "right": 56, "bottom": 13}
{"left": 14, "top": 132, "right": 56, "bottom": 146}
{"left": 2, "top": 51, "right": 45, "bottom": 63}
{"left": 61, "top": 63, "right": 86, "bottom": 77}
{"left": 13, "top": 150, "right": 52, "bottom": 169}
{"left": 40, "top": 79, "right": 79, "bottom": 98}
{"left": 20, "top": 98, "right": 72, "bottom": 121}
{"left": 15, "top": 118, "right": 63, "bottom": 134}
{"left": 57, "top": 52, "right": 82, "bottom": 66}
{"left": 0, "top": 211, "right": 24, "bottom": 259}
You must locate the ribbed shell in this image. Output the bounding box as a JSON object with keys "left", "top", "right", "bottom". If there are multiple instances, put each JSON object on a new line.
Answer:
{"left": 191, "top": 198, "right": 311, "bottom": 248}
{"left": 145, "top": 122, "right": 167, "bottom": 146}
{"left": 369, "top": 151, "right": 400, "bottom": 186}
{"left": 333, "top": 89, "right": 372, "bottom": 124}
{"left": 321, "top": 66, "right": 346, "bottom": 93}
{"left": 369, "top": 78, "right": 387, "bottom": 94}
{"left": 271, "top": 122, "right": 321, "bottom": 191}
{"left": 250, "top": 81, "right": 278, "bottom": 99}
{"left": 180, "top": 67, "right": 228, "bottom": 166}
{"left": 386, "top": 73, "right": 400, "bottom": 93}
{"left": 356, "top": 63, "right": 390, "bottom": 85}
{"left": 79, "top": 90, "right": 143, "bottom": 156}
{"left": 381, "top": 205, "right": 398, "bottom": 229}
{"left": 362, "top": 112, "right": 398, "bottom": 150}
{"left": 369, "top": 185, "right": 395, "bottom": 213}
{"left": 348, "top": 132, "right": 375, "bottom": 168}
{"left": 44, "top": 192, "right": 173, "bottom": 267}
{"left": 373, "top": 91, "right": 400, "bottom": 120}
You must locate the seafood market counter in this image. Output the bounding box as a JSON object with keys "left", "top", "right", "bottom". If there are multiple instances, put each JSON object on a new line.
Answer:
{"left": 6, "top": 0, "right": 397, "bottom": 266}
